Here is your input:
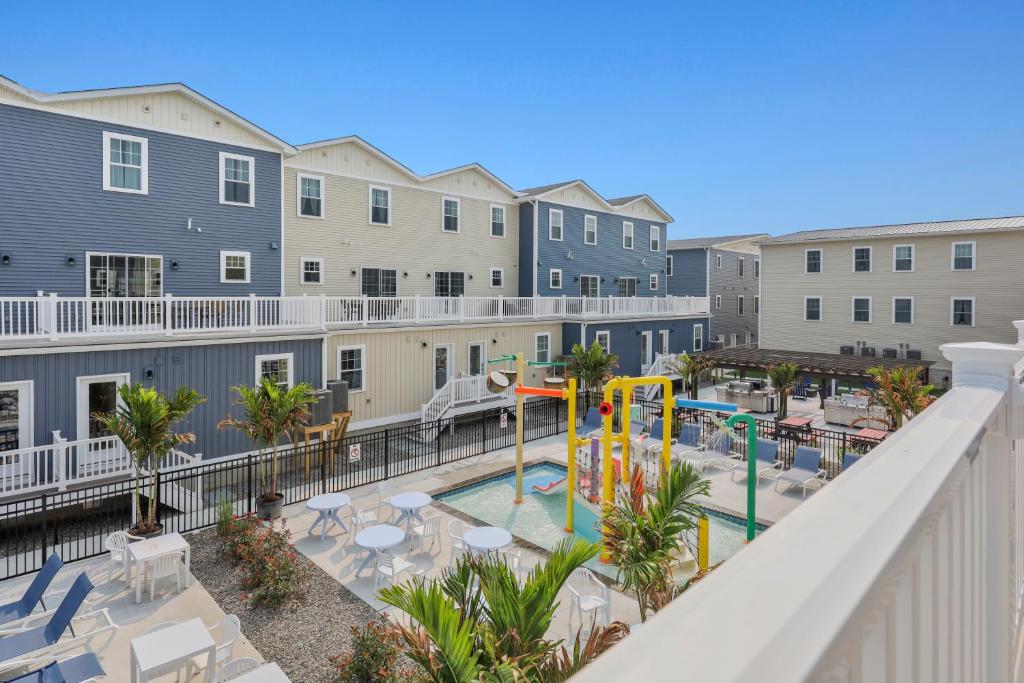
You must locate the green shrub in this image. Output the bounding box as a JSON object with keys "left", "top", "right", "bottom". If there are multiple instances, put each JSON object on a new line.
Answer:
{"left": 330, "top": 619, "right": 418, "bottom": 683}
{"left": 235, "top": 520, "right": 305, "bottom": 607}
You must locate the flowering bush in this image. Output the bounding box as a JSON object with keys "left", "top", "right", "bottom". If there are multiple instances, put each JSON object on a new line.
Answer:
{"left": 330, "top": 620, "right": 419, "bottom": 683}
{"left": 216, "top": 501, "right": 305, "bottom": 607}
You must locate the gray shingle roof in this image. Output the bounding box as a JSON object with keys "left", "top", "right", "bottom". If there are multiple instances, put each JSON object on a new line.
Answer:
{"left": 606, "top": 194, "right": 644, "bottom": 206}
{"left": 668, "top": 233, "right": 769, "bottom": 250}
{"left": 517, "top": 181, "right": 579, "bottom": 197}
{"left": 766, "top": 216, "right": 1024, "bottom": 244}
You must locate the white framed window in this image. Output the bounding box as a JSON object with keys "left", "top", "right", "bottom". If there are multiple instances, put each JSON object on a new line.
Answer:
{"left": 666, "top": 255, "right": 674, "bottom": 277}
{"left": 892, "top": 244, "right": 914, "bottom": 272}
{"left": 549, "top": 268, "right": 562, "bottom": 290}
{"left": 649, "top": 273, "right": 659, "bottom": 291}
{"left": 892, "top": 296, "right": 914, "bottom": 324}
{"left": 952, "top": 241, "right": 975, "bottom": 271}
{"left": 738, "top": 258, "right": 745, "bottom": 277}
{"left": 299, "top": 257, "right": 323, "bottom": 285}
{"left": 434, "top": 271, "right": 465, "bottom": 297}
{"left": 715, "top": 295, "right": 721, "bottom": 310}
{"left": 804, "top": 296, "right": 822, "bottom": 322}
{"left": 579, "top": 275, "right": 600, "bottom": 298}
{"left": 754, "top": 260, "right": 760, "bottom": 278}
{"left": 730, "top": 333, "right": 738, "bottom": 348}
{"left": 369, "top": 185, "right": 391, "bottom": 225}
{"left": 255, "top": 353, "right": 293, "bottom": 388}
{"left": 0, "top": 380, "right": 34, "bottom": 452}
{"left": 361, "top": 267, "right": 397, "bottom": 297}
{"left": 852, "top": 296, "right": 872, "bottom": 323}
{"left": 951, "top": 297, "right": 975, "bottom": 326}
{"left": 102, "top": 131, "right": 148, "bottom": 194}
{"left": 88, "top": 252, "right": 162, "bottom": 297}
{"left": 595, "top": 330, "right": 611, "bottom": 353}
{"left": 716, "top": 254, "right": 723, "bottom": 269}
{"left": 468, "top": 341, "right": 486, "bottom": 376}
{"left": 693, "top": 323, "right": 703, "bottom": 351}
{"left": 220, "top": 250, "right": 250, "bottom": 283}
{"left": 618, "top": 277, "right": 637, "bottom": 297}
{"left": 622, "top": 222, "right": 634, "bottom": 249}
{"left": 584, "top": 215, "right": 597, "bottom": 245}
{"left": 852, "top": 246, "right": 872, "bottom": 273}
{"left": 490, "top": 267, "right": 504, "bottom": 288}
{"left": 549, "top": 209, "right": 563, "bottom": 241}
{"left": 650, "top": 225, "right": 661, "bottom": 251}
{"left": 737, "top": 295, "right": 744, "bottom": 315}
{"left": 442, "top": 197, "right": 460, "bottom": 232}
{"left": 754, "top": 295, "right": 760, "bottom": 314}
{"left": 658, "top": 329, "right": 670, "bottom": 355}
{"left": 805, "top": 249, "right": 822, "bottom": 274}
{"left": 219, "top": 152, "right": 254, "bottom": 207}
{"left": 296, "top": 173, "right": 324, "bottom": 218}
{"left": 337, "top": 345, "right": 365, "bottom": 392}
{"left": 490, "top": 205, "right": 506, "bottom": 237}
{"left": 535, "top": 333, "right": 551, "bottom": 363}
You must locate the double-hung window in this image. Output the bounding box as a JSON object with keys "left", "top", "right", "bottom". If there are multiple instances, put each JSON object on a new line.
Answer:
{"left": 738, "top": 258, "right": 745, "bottom": 277}
{"left": 853, "top": 246, "right": 872, "bottom": 272}
{"left": 893, "top": 244, "right": 914, "bottom": 271}
{"left": 297, "top": 174, "right": 323, "bottom": 217}
{"left": 622, "top": 222, "right": 634, "bottom": 249}
{"left": 549, "top": 269, "right": 562, "bottom": 290}
{"left": 805, "top": 249, "right": 821, "bottom": 273}
{"left": 580, "top": 275, "right": 599, "bottom": 298}
{"left": 490, "top": 205, "right": 506, "bottom": 237}
{"left": 650, "top": 225, "right": 661, "bottom": 251}
{"left": 300, "top": 257, "right": 323, "bottom": 284}
{"left": 337, "top": 345, "right": 365, "bottom": 391}
{"left": 693, "top": 324, "right": 703, "bottom": 351}
{"left": 220, "top": 251, "right": 250, "bottom": 283}
{"left": 103, "top": 132, "right": 147, "bottom": 194}
{"left": 256, "top": 353, "right": 293, "bottom": 388}
{"left": 952, "top": 242, "right": 975, "bottom": 271}
{"left": 595, "top": 331, "right": 610, "bottom": 353}
{"left": 754, "top": 295, "right": 760, "bottom": 314}
{"left": 805, "top": 297, "right": 822, "bottom": 321}
{"left": 716, "top": 254, "right": 723, "bottom": 269}
{"left": 715, "top": 295, "right": 721, "bottom": 310}
{"left": 369, "top": 186, "right": 390, "bottom": 225}
{"left": 361, "top": 268, "right": 397, "bottom": 297}
{"left": 667, "top": 255, "right": 674, "bottom": 276}
{"left": 893, "top": 297, "right": 913, "bottom": 324}
{"left": 535, "top": 333, "right": 550, "bottom": 363}
{"left": 649, "top": 273, "right": 659, "bottom": 291}
{"left": 434, "top": 271, "right": 465, "bottom": 297}
{"left": 754, "top": 260, "right": 760, "bottom": 278}
{"left": 549, "top": 209, "right": 563, "bottom": 241}
{"left": 618, "top": 277, "right": 637, "bottom": 297}
{"left": 737, "top": 296, "right": 744, "bottom": 315}
{"left": 852, "top": 297, "right": 871, "bottom": 323}
{"left": 219, "top": 152, "right": 254, "bottom": 206}
{"left": 584, "top": 215, "right": 597, "bottom": 245}
{"left": 490, "top": 268, "right": 503, "bottom": 288}
{"left": 951, "top": 297, "right": 974, "bottom": 326}
{"left": 442, "top": 197, "right": 460, "bottom": 232}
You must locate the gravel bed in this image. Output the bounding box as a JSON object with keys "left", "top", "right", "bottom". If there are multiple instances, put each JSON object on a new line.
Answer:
{"left": 188, "top": 527, "right": 381, "bottom": 683}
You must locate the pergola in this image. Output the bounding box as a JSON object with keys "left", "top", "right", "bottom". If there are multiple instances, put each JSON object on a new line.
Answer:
{"left": 692, "top": 347, "right": 934, "bottom": 382}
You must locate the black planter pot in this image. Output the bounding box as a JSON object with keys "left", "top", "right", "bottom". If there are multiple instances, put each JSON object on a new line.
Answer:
{"left": 130, "top": 523, "right": 164, "bottom": 540}
{"left": 256, "top": 494, "right": 284, "bottom": 520}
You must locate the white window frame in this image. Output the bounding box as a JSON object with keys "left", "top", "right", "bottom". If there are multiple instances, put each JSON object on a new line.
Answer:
{"left": 804, "top": 296, "right": 822, "bottom": 322}
{"left": 579, "top": 274, "right": 600, "bottom": 298}
{"left": 892, "top": 244, "right": 914, "bottom": 272}
{"left": 737, "top": 295, "right": 744, "bottom": 315}
{"left": 368, "top": 185, "right": 391, "bottom": 226}
{"left": 754, "top": 295, "right": 760, "bottom": 314}
{"left": 489, "top": 204, "right": 506, "bottom": 238}
{"left": 951, "top": 297, "right": 976, "bottom": 327}
{"left": 595, "top": 330, "right": 611, "bottom": 353}
{"left": 754, "top": 260, "right": 760, "bottom": 278}
{"left": 649, "top": 273, "right": 659, "bottom": 291}
{"left": 618, "top": 277, "right": 637, "bottom": 297}
{"left": 534, "top": 332, "right": 551, "bottom": 363}
{"left": 549, "top": 268, "right": 562, "bottom": 290}
{"left": 892, "top": 296, "right": 914, "bottom": 325}
{"left": 951, "top": 241, "right": 976, "bottom": 271}
{"left": 666, "top": 255, "right": 674, "bottom": 277}
{"left": 0, "top": 380, "right": 33, "bottom": 451}
{"left": 219, "top": 151, "right": 255, "bottom": 207}
{"left": 441, "top": 196, "right": 461, "bottom": 233}
{"left": 467, "top": 341, "right": 487, "bottom": 377}
{"left": 738, "top": 258, "right": 745, "bottom": 277}
{"left": 804, "top": 249, "right": 822, "bottom": 274}
{"left": 584, "top": 215, "right": 597, "bottom": 245}
{"left": 336, "top": 345, "right": 366, "bottom": 392}
{"left": 852, "top": 245, "right": 872, "bottom": 273}
{"left": 851, "top": 296, "right": 872, "bottom": 323}
{"left": 715, "top": 295, "right": 721, "bottom": 310}
{"left": 86, "top": 251, "right": 164, "bottom": 297}
{"left": 716, "top": 254, "right": 723, "bottom": 269}
{"left": 650, "top": 225, "right": 661, "bottom": 252}
{"left": 299, "top": 256, "right": 324, "bottom": 285}
{"left": 75, "top": 373, "right": 128, "bottom": 441}
{"left": 622, "top": 221, "right": 634, "bottom": 249}
{"left": 102, "top": 131, "right": 148, "bottom": 195}
{"left": 693, "top": 324, "right": 703, "bottom": 352}
{"left": 360, "top": 266, "right": 399, "bottom": 297}
{"left": 220, "top": 250, "right": 251, "bottom": 284}
{"left": 549, "top": 208, "right": 564, "bottom": 241}
{"left": 296, "top": 172, "right": 324, "bottom": 219}
{"left": 658, "top": 329, "right": 670, "bottom": 356}
{"left": 255, "top": 353, "right": 294, "bottom": 388}
{"left": 489, "top": 267, "right": 504, "bottom": 289}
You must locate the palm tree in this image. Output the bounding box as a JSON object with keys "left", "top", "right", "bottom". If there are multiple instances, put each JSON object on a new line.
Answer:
{"left": 218, "top": 377, "right": 316, "bottom": 509}
{"left": 666, "top": 353, "right": 716, "bottom": 400}
{"left": 92, "top": 383, "right": 205, "bottom": 534}
{"left": 765, "top": 362, "right": 799, "bottom": 420}
{"left": 602, "top": 462, "right": 711, "bottom": 622}
{"left": 564, "top": 341, "right": 618, "bottom": 394}
{"left": 378, "top": 538, "right": 627, "bottom": 681}
{"left": 856, "top": 366, "right": 935, "bottom": 431}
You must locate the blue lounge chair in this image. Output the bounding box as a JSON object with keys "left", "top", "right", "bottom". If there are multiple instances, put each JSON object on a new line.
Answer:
{"left": 640, "top": 419, "right": 667, "bottom": 455}
{"left": 775, "top": 446, "right": 827, "bottom": 498}
{"left": 580, "top": 408, "right": 604, "bottom": 438}
{"left": 4, "top": 652, "right": 105, "bottom": 682}
{"left": 842, "top": 452, "right": 862, "bottom": 471}
{"left": 0, "top": 554, "right": 62, "bottom": 630}
{"left": 677, "top": 422, "right": 701, "bottom": 449}
{"left": 730, "top": 438, "right": 782, "bottom": 483}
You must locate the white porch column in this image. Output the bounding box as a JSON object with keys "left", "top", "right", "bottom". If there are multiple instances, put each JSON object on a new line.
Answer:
{"left": 1012, "top": 320, "right": 1024, "bottom": 346}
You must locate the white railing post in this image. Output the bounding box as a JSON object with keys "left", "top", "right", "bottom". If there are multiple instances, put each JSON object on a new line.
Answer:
{"left": 52, "top": 431, "right": 68, "bottom": 490}
{"left": 248, "top": 293, "right": 258, "bottom": 333}
{"left": 414, "top": 295, "right": 421, "bottom": 324}
{"left": 497, "top": 295, "right": 503, "bottom": 321}
{"left": 47, "top": 292, "right": 58, "bottom": 340}
{"left": 1013, "top": 320, "right": 1024, "bottom": 346}
{"left": 362, "top": 295, "right": 369, "bottom": 326}
{"left": 164, "top": 293, "right": 174, "bottom": 336}
{"left": 319, "top": 294, "right": 327, "bottom": 330}
{"left": 458, "top": 297, "right": 465, "bottom": 322}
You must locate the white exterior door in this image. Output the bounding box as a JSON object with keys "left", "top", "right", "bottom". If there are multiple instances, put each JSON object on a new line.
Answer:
{"left": 433, "top": 345, "right": 453, "bottom": 392}
{"left": 0, "top": 381, "right": 33, "bottom": 483}
{"left": 658, "top": 330, "right": 670, "bottom": 356}
{"left": 468, "top": 342, "right": 486, "bottom": 377}
{"left": 640, "top": 331, "right": 653, "bottom": 373}
{"left": 75, "top": 373, "right": 129, "bottom": 473}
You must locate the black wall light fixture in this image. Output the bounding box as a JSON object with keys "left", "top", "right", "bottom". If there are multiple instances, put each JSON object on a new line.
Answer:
{"left": 65, "top": 255, "right": 75, "bottom": 267}
{"left": 351, "top": 270, "right": 357, "bottom": 276}
{"left": 1, "top": 254, "right": 11, "bottom": 266}
{"left": 171, "top": 260, "right": 180, "bottom": 271}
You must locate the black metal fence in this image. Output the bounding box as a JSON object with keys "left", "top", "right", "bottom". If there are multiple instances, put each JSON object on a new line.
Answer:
{"left": 0, "top": 392, "right": 879, "bottom": 580}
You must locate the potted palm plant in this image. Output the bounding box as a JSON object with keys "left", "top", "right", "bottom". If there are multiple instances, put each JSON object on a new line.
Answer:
{"left": 564, "top": 341, "right": 618, "bottom": 394}
{"left": 92, "top": 383, "right": 205, "bottom": 537}
{"left": 766, "top": 362, "right": 799, "bottom": 420}
{"left": 218, "top": 377, "right": 316, "bottom": 520}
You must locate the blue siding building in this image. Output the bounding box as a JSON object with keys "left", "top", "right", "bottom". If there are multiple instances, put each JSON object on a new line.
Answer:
{"left": 561, "top": 318, "right": 709, "bottom": 377}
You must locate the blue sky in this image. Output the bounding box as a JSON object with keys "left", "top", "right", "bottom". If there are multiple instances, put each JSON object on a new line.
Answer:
{"left": 1, "top": 1, "right": 1020, "bottom": 239}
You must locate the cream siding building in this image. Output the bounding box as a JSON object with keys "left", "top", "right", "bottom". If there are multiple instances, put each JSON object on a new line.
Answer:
{"left": 283, "top": 137, "right": 520, "bottom": 297}
{"left": 759, "top": 217, "right": 1024, "bottom": 386}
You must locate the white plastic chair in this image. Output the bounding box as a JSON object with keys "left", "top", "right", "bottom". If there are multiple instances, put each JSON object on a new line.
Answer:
{"left": 411, "top": 517, "right": 440, "bottom": 552}
{"left": 215, "top": 657, "right": 261, "bottom": 682}
{"left": 374, "top": 552, "right": 415, "bottom": 590}
{"left": 351, "top": 506, "right": 378, "bottom": 531}
{"left": 190, "top": 614, "right": 242, "bottom": 674}
{"left": 104, "top": 530, "right": 142, "bottom": 584}
{"left": 146, "top": 552, "right": 184, "bottom": 601}
{"left": 498, "top": 547, "right": 523, "bottom": 582}
{"left": 377, "top": 482, "right": 395, "bottom": 520}
{"left": 448, "top": 520, "right": 468, "bottom": 564}
{"left": 566, "top": 568, "right": 611, "bottom": 640}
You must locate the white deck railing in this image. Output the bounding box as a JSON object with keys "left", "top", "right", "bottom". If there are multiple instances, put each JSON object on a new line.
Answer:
{"left": 0, "top": 293, "right": 709, "bottom": 341}
{"left": 421, "top": 374, "right": 514, "bottom": 424}
{"left": 576, "top": 332, "right": 1024, "bottom": 683}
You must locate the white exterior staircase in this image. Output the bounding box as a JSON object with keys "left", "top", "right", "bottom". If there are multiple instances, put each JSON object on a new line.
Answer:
{"left": 642, "top": 353, "right": 682, "bottom": 399}
{"left": 419, "top": 375, "right": 515, "bottom": 439}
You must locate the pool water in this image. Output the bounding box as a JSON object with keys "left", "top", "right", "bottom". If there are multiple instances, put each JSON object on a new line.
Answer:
{"left": 437, "top": 463, "right": 759, "bottom": 573}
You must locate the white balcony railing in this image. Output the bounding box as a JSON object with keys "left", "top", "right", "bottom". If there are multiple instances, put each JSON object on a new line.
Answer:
{"left": 421, "top": 374, "right": 514, "bottom": 424}
{"left": 0, "top": 293, "right": 709, "bottom": 341}
{"left": 576, "top": 332, "right": 1024, "bottom": 683}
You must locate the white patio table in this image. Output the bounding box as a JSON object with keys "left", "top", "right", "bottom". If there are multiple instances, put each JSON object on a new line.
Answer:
{"left": 130, "top": 617, "right": 215, "bottom": 683}
{"left": 389, "top": 492, "right": 432, "bottom": 530}
{"left": 306, "top": 492, "right": 351, "bottom": 541}
{"left": 464, "top": 526, "right": 513, "bottom": 555}
{"left": 129, "top": 532, "right": 191, "bottom": 604}
{"left": 353, "top": 524, "right": 405, "bottom": 575}
{"left": 231, "top": 662, "right": 292, "bottom": 682}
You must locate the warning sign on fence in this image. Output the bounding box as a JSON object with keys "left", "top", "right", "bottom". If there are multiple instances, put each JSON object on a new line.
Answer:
{"left": 348, "top": 443, "right": 361, "bottom": 462}
{"left": 500, "top": 412, "right": 508, "bottom": 429}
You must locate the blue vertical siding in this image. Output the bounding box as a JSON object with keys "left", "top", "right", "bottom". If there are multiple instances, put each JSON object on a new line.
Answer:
{"left": 518, "top": 202, "right": 535, "bottom": 297}
{"left": 560, "top": 317, "right": 711, "bottom": 376}
{"left": 0, "top": 337, "right": 322, "bottom": 458}
{"left": 535, "top": 201, "right": 667, "bottom": 297}
{"left": 667, "top": 248, "right": 708, "bottom": 296}
{"left": 0, "top": 103, "right": 282, "bottom": 296}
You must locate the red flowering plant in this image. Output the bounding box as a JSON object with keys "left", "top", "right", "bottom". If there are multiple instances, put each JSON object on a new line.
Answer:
{"left": 215, "top": 501, "right": 306, "bottom": 607}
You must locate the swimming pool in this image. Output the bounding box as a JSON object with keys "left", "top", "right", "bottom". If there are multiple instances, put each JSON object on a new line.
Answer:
{"left": 437, "top": 462, "right": 761, "bottom": 572}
